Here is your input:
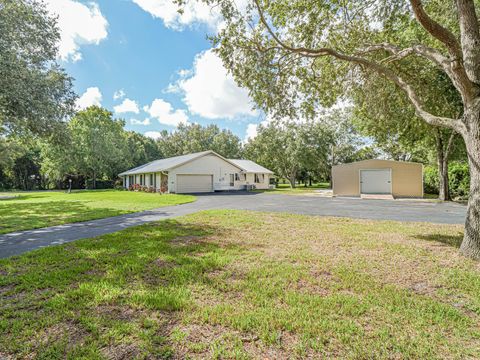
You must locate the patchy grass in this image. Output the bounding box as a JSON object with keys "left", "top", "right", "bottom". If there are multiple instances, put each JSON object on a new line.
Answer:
{"left": 0, "top": 190, "right": 195, "bottom": 234}
{"left": 1, "top": 210, "right": 479, "bottom": 359}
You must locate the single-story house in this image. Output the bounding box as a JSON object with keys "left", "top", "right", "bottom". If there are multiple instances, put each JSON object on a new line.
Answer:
{"left": 119, "top": 150, "right": 274, "bottom": 193}
{"left": 332, "top": 159, "right": 423, "bottom": 198}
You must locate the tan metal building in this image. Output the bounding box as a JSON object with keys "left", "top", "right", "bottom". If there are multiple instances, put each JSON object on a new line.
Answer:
{"left": 332, "top": 159, "right": 423, "bottom": 198}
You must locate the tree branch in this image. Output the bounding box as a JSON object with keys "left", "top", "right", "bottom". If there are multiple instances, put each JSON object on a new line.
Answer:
{"left": 253, "top": 0, "right": 466, "bottom": 134}
{"left": 456, "top": 0, "right": 480, "bottom": 84}
{"left": 409, "top": 0, "right": 462, "bottom": 59}
{"left": 359, "top": 43, "right": 475, "bottom": 104}
{"left": 445, "top": 130, "right": 457, "bottom": 159}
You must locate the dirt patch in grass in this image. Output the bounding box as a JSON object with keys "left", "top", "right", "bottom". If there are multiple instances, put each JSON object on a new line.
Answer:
{"left": 170, "top": 235, "right": 204, "bottom": 247}
{"left": 96, "top": 305, "right": 146, "bottom": 321}
{"left": 101, "top": 343, "right": 141, "bottom": 360}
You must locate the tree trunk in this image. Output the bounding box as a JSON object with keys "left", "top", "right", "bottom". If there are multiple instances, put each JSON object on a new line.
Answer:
{"left": 288, "top": 176, "right": 296, "bottom": 188}
{"left": 92, "top": 171, "right": 96, "bottom": 189}
{"left": 436, "top": 134, "right": 450, "bottom": 201}
{"left": 460, "top": 121, "right": 480, "bottom": 260}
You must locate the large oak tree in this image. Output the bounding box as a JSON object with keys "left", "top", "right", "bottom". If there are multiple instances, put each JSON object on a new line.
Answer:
{"left": 191, "top": 0, "right": 480, "bottom": 259}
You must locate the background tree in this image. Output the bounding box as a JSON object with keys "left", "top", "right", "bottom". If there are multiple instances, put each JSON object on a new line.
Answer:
{"left": 197, "top": 0, "right": 480, "bottom": 259}
{"left": 125, "top": 131, "right": 162, "bottom": 169}
{"left": 0, "top": 0, "right": 76, "bottom": 138}
{"left": 244, "top": 119, "right": 334, "bottom": 187}
{"left": 157, "top": 123, "right": 242, "bottom": 158}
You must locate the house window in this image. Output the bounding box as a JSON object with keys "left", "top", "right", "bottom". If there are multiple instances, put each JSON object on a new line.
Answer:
{"left": 255, "top": 174, "right": 264, "bottom": 183}
{"left": 150, "top": 174, "right": 154, "bottom": 186}
{"left": 235, "top": 173, "right": 246, "bottom": 181}
{"left": 140, "top": 174, "right": 143, "bottom": 185}
{"left": 230, "top": 174, "right": 234, "bottom": 186}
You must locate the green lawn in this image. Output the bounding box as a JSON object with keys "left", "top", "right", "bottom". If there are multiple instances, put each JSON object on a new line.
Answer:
{"left": 1, "top": 210, "right": 479, "bottom": 359}
{"left": 0, "top": 190, "right": 195, "bottom": 234}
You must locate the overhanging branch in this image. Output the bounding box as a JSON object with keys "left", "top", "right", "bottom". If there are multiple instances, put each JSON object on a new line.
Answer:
{"left": 253, "top": 0, "right": 466, "bottom": 134}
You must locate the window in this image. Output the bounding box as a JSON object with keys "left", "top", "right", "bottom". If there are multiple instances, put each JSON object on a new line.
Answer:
{"left": 255, "top": 174, "right": 264, "bottom": 183}
{"left": 150, "top": 174, "right": 154, "bottom": 187}
{"left": 235, "top": 173, "right": 246, "bottom": 181}
{"left": 230, "top": 174, "right": 234, "bottom": 186}
{"left": 140, "top": 174, "right": 143, "bottom": 185}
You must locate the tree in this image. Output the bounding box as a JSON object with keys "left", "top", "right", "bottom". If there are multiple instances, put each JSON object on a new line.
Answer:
{"left": 126, "top": 131, "right": 162, "bottom": 169}
{"left": 196, "top": 0, "right": 480, "bottom": 259}
{"left": 244, "top": 120, "right": 333, "bottom": 187}
{"left": 50, "top": 107, "right": 129, "bottom": 189}
{"left": 0, "top": 0, "right": 76, "bottom": 138}
{"left": 157, "top": 123, "right": 242, "bottom": 158}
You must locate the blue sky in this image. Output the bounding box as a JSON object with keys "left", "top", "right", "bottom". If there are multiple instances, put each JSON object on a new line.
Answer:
{"left": 46, "top": 0, "right": 261, "bottom": 141}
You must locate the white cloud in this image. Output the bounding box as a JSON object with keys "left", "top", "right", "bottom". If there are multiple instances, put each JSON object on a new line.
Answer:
{"left": 144, "top": 131, "right": 163, "bottom": 140}
{"left": 45, "top": 0, "right": 108, "bottom": 62}
{"left": 143, "top": 98, "right": 189, "bottom": 126}
{"left": 114, "top": 98, "right": 140, "bottom": 114}
{"left": 131, "top": 118, "right": 151, "bottom": 126}
{"left": 76, "top": 87, "right": 102, "bottom": 109}
{"left": 113, "top": 89, "right": 126, "bottom": 100}
{"left": 176, "top": 49, "right": 256, "bottom": 119}
{"left": 132, "top": 0, "right": 221, "bottom": 30}
{"left": 244, "top": 123, "right": 258, "bottom": 142}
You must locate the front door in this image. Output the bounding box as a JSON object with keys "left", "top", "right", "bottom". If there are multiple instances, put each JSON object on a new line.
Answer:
{"left": 360, "top": 169, "right": 391, "bottom": 194}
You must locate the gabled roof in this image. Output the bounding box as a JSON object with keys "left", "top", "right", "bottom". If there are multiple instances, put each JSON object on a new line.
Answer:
{"left": 119, "top": 150, "right": 275, "bottom": 176}
{"left": 332, "top": 159, "right": 423, "bottom": 168}
{"left": 228, "top": 159, "right": 274, "bottom": 174}
{"left": 119, "top": 151, "right": 213, "bottom": 176}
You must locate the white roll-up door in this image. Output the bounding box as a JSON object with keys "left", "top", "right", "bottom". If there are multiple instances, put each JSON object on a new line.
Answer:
{"left": 176, "top": 174, "right": 213, "bottom": 193}
{"left": 360, "top": 169, "right": 391, "bottom": 194}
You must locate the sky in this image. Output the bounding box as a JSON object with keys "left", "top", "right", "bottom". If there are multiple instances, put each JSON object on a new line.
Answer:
{"left": 45, "top": 0, "right": 262, "bottom": 142}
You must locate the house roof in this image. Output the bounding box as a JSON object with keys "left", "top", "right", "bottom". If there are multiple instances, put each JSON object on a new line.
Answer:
{"left": 228, "top": 159, "right": 274, "bottom": 174}
{"left": 118, "top": 151, "right": 213, "bottom": 176}
{"left": 332, "top": 159, "right": 423, "bottom": 168}
{"left": 119, "top": 150, "right": 274, "bottom": 176}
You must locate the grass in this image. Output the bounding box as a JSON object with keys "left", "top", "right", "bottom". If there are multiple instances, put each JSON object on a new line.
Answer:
{"left": 1, "top": 210, "right": 479, "bottom": 359}
{"left": 258, "top": 182, "right": 331, "bottom": 195}
{"left": 0, "top": 190, "right": 195, "bottom": 234}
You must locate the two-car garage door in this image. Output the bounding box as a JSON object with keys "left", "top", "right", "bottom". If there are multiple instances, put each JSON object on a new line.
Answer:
{"left": 176, "top": 174, "right": 213, "bottom": 193}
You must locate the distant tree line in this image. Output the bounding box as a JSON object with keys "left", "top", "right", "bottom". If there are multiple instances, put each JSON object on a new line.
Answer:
{"left": 0, "top": 105, "right": 376, "bottom": 190}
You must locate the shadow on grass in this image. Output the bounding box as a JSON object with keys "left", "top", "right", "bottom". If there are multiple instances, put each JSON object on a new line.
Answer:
{"left": 0, "top": 201, "right": 124, "bottom": 234}
{"left": 0, "top": 218, "right": 236, "bottom": 358}
{"left": 415, "top": 233, "right": 464, "bottom": 248}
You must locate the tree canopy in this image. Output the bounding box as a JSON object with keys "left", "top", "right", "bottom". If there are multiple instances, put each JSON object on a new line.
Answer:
{"left": 0, "top": 0, "right": 76, "bottom": 138}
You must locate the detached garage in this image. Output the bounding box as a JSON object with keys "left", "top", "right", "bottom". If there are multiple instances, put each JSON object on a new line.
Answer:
{"left": 332, "top": 159, "right": 423, "bottom": 198}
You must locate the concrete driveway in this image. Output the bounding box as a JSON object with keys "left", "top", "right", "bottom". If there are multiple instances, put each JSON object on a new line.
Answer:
{"left": 0, "top": 192, "right": 466, "bottom": 258}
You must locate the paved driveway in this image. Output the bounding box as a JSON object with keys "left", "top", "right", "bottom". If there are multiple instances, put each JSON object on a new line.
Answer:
{"left": 0, "top": 192, "right": 466, "bottom": 258}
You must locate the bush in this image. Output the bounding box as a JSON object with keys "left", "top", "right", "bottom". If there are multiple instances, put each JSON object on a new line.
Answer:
{"left": 423, "top": 165, "right": 439, "bottom": 194}
{"left": 423, "top": 162, "right": 470, "bottom": 199}
{"left": 449, "top": 162, "right": 470, "bottom": 199}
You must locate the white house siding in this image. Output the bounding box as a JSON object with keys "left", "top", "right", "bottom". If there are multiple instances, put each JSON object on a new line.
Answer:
{"left": 242, "top": 173, "right": 270, "bottom": 190}
{"left": 168, "top": 154, "right": 243, "bottom": 193}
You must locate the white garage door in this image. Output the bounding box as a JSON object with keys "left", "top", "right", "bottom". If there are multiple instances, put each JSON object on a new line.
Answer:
{"left": 360, "top": 169, "right": 391, "bottom": 194}
{"left": 176, "top": 174, "right": 213, "bottom": 193}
